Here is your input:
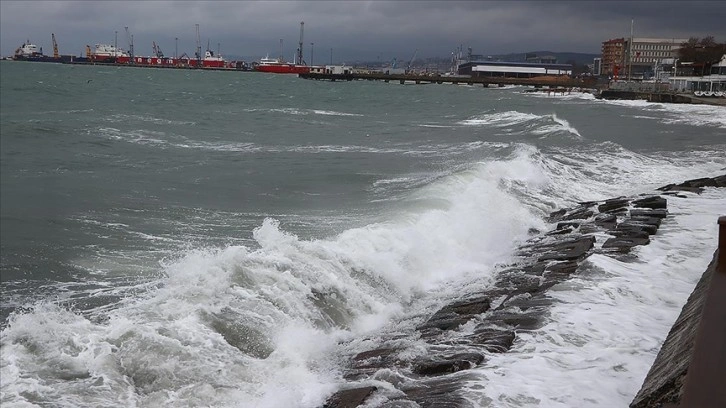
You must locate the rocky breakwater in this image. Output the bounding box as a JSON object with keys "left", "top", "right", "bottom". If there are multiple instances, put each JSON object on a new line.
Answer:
{"left": 323, "top": 175, "right": 725, "bottom": 408}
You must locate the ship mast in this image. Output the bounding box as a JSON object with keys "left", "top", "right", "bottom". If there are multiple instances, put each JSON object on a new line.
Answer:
{"left": 297, "top": 21, "right": 305, "bottom": 65}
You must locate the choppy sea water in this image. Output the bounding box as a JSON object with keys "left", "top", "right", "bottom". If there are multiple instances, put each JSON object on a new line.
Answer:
{"left": 1, "top": 61, "right": 725, "bottom": 407}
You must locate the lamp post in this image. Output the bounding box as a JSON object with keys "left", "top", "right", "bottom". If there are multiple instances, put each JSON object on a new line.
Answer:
{"left": 310, "top": 42, "right": 314, "bottom": 66}
{"left": 330, "top": 48, "right": 333, "bottom": 65}
{"left": 114, "top": 31, "right": 117, "bottom": 54}
{"left": 175, "top": 37, "right": 178, "bottom": 58}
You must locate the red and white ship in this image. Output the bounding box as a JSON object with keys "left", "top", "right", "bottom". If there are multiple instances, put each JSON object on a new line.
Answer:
{"left": 255, "top": 55, "right": 310, "bottom": 74}
{"left": 255, "top": 21, "right": 310, "bottom": 74}
{"left": 88, "top": 44, "right": 228, "bottom": 68}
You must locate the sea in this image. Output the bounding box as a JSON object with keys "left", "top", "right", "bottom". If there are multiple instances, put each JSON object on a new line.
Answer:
{"left": 1, "top": 60, "right": 725, "bottom": 408}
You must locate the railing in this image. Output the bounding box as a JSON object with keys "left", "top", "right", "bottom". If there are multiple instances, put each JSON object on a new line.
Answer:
{"left": 676, "top": 216, "right": 726, "bottom": 407}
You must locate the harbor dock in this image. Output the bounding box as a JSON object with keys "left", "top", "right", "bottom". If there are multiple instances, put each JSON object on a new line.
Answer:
{"left": 299, "top": 71, "right": 598, "bottom": 89}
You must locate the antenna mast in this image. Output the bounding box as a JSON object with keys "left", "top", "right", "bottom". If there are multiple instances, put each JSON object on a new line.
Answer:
{"left": 297, "top": 21, "right": 305, "bottom": 65}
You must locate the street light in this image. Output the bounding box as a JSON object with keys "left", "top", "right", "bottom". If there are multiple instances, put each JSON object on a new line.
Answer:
{"left": 175, "top": 37, "right": 178, "bottom": 59}
{"left": 310, "top": 42, "right": 314, "bottom": 67}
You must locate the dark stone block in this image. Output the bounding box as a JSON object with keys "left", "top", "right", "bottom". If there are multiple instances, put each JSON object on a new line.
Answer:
{"left": 324, "top": 386, "right": 377, "bottom": 408}
{"left": 547, "top": 208, "right": 567, "bottom": 222}
{"left": 417, "top": 297, "right": 491, "bottom": 332}
{"left": 562, "top": 207, "right": 594, "bottom": 221}
{"left": 353, "top": 348, "right": 397, "bottom": 361}
{"left": 546, "top": 261, "right": 579, "bottom": 275}
{"left": 632, "top": 196, "right": 667, "bottom": 209}
{"left": 556, "top": 221, "right": 581, "bottom": 230}
{"left": 538, "top": 236, "right": 595, "bottom": 262}
{"left": 615, "top": 222, "right": 658, "bottom": 236}
{"left": 412, "top": 353, "right": 485, "bottom": 376}
{"left": 630, "top": 209, "right": 668, "bottom": 219}
{"left": 594, "top": 213, "right": 618, "bottom": 229}
{"left": 469, "top": 328, "right": 516, "bottom": 352}
{"left": 630, "top": 216, "right": 662, "bottom": 228}
{"left": 489, "top": 311, "right": 541, "bottom": 330}
{"left": 602, "top": 236, "right": 650, "bottom": 250}
{"left": 546, "top": 227, "right": 573, "bottom": 236}
{"left": 598, "top": 197, "right": 630, "bottom": 213}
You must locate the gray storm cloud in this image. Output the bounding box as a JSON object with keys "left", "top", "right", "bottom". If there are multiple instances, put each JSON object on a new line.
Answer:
{"left": 2, "top": 1, "right": 724, "bottom": 62}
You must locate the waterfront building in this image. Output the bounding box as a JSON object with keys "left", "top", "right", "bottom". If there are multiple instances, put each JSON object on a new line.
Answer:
{"left": 601, "top": 38, "right": 625, "bottom": 77}
{"left": 601, "top": 37, "right": 688, "bottom": 79}
{"left": 457, "top": 61, "right": 572, "bottom": 78}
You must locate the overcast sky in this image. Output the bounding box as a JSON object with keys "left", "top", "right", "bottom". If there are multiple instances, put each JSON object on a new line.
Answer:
{"left": 2, "top": 1, "right": 724, "bottom": 62}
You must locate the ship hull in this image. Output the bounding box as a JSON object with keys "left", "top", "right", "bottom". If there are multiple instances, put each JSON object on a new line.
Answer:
{"left": 256, "top": 64, "right": 310, "bottom": 74}
{"left": 13, "top": 55, "right": 76, "bottom": 63}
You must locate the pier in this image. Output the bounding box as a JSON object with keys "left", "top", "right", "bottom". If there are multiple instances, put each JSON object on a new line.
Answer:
{"left": 299, "top": 71, "right": 597, "bottom": 89}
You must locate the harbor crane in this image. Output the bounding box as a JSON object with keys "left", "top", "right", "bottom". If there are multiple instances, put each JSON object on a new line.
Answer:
{"left": 406, "top": 49, "right": 418, "bottom": 73}
{"left": 152, "top": 41, "right": 164, "bottom": 58}
{"left": 51, "top": 33, "right": 59, "bottom": 58}
{"left": 125, "top": 26, "right": 134, "bottom": 61}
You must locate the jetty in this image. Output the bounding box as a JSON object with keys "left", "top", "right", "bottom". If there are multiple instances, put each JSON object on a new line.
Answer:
{"left": 299, "top": 71, "right": 597, "bottom": 89}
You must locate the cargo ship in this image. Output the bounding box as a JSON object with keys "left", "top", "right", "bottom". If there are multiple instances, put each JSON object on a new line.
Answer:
{"left": 12, "top": 37, "right": 76, "bottom": 63}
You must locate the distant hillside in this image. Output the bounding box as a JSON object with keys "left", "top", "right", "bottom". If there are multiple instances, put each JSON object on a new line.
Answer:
{"left": 488, "top": 51, "right": 599, "bottom": 65}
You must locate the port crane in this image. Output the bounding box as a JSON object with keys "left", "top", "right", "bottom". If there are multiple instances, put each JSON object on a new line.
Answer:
{"left": 152, "top": 41, "right": 164, "bottom": 58}
{"left": 406, "top": 49, "right": 418, "bottom": 73}
{"left": 125, "top": 26, "right": 134, "bottom": 62}
{"left": 51, "top": 33, "right": 59, "bottom": 59}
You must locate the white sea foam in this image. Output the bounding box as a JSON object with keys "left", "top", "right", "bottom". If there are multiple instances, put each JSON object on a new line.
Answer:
{"left": 597, "top": 98, "right": 726, "bottom": 128}
{"left": 470, "top": 187, "right": 726, "bottom": 407}
{"left": 459, "top": 110, "right": 542, "bottom": 127}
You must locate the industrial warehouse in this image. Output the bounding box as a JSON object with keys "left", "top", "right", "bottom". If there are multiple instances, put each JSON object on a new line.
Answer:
{"left": 456, "top": 60, "right": 572, "bottom": 78}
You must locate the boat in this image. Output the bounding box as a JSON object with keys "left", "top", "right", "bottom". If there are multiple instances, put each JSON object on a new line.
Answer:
{"left": 13, "top": 39, "right": 75, "bottom": 63}
{"left": 254, "top": 21, "right": 310, "bottom": 74}
{"left": 89, "top": 44, "right": 130, "bottom": 63}
{"left": 254, "top": 55, "right": 310, "bottom": 74}
{"left": 14, "top": 41, "right": 43, "bottom": 59}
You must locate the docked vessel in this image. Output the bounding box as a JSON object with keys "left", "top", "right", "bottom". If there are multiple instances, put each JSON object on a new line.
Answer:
{"left": 254, "top": 21, "right": 310, "bottom": 74}
{"left": 13, "top": 37, "right": 76, "bottom": 63}
{"left": 88, "top": 44, "right": 130, "bottom": 63}
{"left": 254, "top": 55, "right": 310, "bottom": 74}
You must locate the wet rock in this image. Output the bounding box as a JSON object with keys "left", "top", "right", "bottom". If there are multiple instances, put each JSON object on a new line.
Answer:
{"left": 412, "top": 353, "right": 485, "bottom": 376}
{"left": 556, "top": 221, "right": 581, "bottom": 230}
{"left": 632, "top": 196, "right": 667, "bottom": 209}
{"left": 546, "top": 261, "right": 579, "bottom": 275}
{"left": 403, "top": 376, "right": 473, "bottom": 408}
{"left": 562, "top": 207, "right": 594, "bottom": 221}
{"left": 489, "top": 310, "right": 541, "bottom": 330}
{"left": 602, "top": 236, "right": 650, "bottom": 250}
{"left": 614, "top": 222, "right": 658, "bottom": 236}
{"left": 468, "top": 328, "right": 516, "bottom": 352}
{"left": 598, "top": 197, "right": 629, "bottom": 213}
{"left": 594, "top": 213, "right": 618, "bottom": 229}
{"left": 323, "top": 386, "right": 377, "bottom": 408}
{"left": 417, "top": 297, "right": 491, "bottom": 331}
{"left": 547, "top": 208, "right": 567, "bottom": 222}
{"left": 537, "top": 236, "right": 595, "bottom": 262}
{"left": 630, "top": 209, "right": 668, "bottom": 219}
{"left": 657, "top": 174, "right": 726, "bottom": 194}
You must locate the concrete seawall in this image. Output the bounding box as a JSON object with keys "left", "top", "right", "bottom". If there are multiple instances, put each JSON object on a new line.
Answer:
{"left": 630, "top": 217, "right": 726, "bottom": 407}
{"left": 599, "top": 90, "right": 726, "bottom": 106}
